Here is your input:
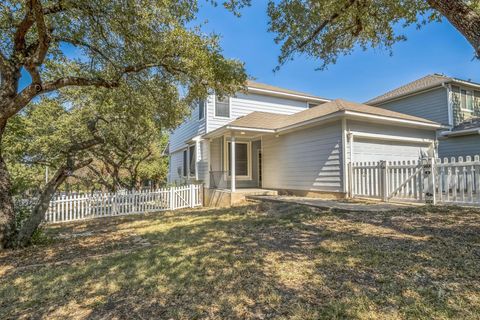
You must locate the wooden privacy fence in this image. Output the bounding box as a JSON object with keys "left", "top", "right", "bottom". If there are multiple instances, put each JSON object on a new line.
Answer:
{"left": 350, "top": 155, "right": 480, "bottom": 206}
{"left": 45, "top": 184, "right": 203, "bottom": 223}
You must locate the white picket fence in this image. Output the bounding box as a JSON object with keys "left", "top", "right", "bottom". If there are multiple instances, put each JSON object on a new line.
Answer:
{"left": 350, "top": 159, "right": 427, "bottom": 202}
{"left": 436, "top": 155, "right": 480, "bottom": 205}
{"left": 350, "top": 155, "right": 480, "bottom": 206}
{"left": 45, "top": 184, "right": 203, "bottom": 223}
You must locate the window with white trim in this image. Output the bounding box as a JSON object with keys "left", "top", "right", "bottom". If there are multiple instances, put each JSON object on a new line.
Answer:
{"left": 227, "top": 142, "right": 249, "bottom": 177}
{"left": 215, "top": 96, "right": 230, "bottom": 118}
{"left": 460, "top": 89, "right": 474, "bottom": 111}
{"left": 198, "top": 100, "right": 205, "bottom": 120}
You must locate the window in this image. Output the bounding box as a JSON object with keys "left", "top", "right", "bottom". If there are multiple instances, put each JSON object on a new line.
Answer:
{"left": 198, "top": 100, "right": 205, "bottom": 120}
{"left": 461, "top": 89, "right": 474, "bottom": 111}
{"left": 182, "top": 150, "right": 187, "bottom": 177}
{"left": 189, "top": 145, "right": 196, "bottom": 176}
{"left": 215, "top": 95, "right": 230, "bottom": 118}
{"left": 227, "top": 142, "right": 249, "bottom": 176}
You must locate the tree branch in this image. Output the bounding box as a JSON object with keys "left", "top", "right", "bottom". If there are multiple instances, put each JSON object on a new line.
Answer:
{"left": 13, "top": 0, "right": 35, "bottom": 56}
{"left": 299, "top": 0, "right": 357, "bottom": 50}
{"left": 30, "top": 0, "right": 50, "bottom": 66}
{"left": 52, "top": 36, "right": 119, "bottom": 68}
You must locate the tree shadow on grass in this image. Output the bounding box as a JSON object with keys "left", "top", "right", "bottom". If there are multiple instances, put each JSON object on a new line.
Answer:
{"left": 1, "top": 203, "right": 479, "bottom": 319}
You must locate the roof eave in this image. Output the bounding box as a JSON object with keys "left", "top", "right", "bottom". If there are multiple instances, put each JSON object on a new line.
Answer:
{"left": 343, "top": 111, "right": 444, "bottom": 129}
{"left": 246, "top": 86, "right": 330, "bottom": 103}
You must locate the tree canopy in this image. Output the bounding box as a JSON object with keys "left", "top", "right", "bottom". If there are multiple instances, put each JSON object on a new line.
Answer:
{"left": 267, "top": 0, "right": 480, "bottom": 69}
{"left": 0, "top": 0, "right": 249, "bottom": 248}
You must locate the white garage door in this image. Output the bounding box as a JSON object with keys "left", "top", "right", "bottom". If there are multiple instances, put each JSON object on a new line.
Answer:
{"left": 353, "top": 138, "right": 430, "bottom": 163}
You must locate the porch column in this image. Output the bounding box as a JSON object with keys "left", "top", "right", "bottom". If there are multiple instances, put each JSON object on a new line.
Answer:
{"left": 231, "top": 133, "right": 236, "bottom": 192}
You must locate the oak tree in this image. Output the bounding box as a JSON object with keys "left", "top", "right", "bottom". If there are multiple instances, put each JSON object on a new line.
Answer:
{"left": 0, "top": 0, "right": 247, "bottom": 248}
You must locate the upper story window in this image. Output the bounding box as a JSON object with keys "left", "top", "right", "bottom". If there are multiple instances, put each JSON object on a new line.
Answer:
{"left": 215, "top": 95, "right": 230, "bottom": 118}
{"left": 460, "top": 89, "right": 474, "bottom": 112}
{"left": 198, "top": 100, "right": 205, "bottom": 120}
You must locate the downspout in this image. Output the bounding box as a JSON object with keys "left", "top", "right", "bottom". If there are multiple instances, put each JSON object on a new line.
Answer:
{"left": 442, "top": 82, "right": 454, "bottom": 128}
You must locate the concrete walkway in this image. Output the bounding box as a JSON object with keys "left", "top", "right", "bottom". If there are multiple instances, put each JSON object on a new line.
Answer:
{"left": 246, "top": 195, "right": 418, "bottom": 212}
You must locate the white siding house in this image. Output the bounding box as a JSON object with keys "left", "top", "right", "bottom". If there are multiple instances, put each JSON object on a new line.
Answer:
{"left": 168, "top": 81, "right": 441, "bottom": 204}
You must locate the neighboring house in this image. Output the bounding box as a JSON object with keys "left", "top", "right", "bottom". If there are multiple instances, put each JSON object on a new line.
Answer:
{"left": 168, "top": 81, "right": 441, "bottom": 204}
{"left": 367, "top": 74, "right": 480, "bottom": 158}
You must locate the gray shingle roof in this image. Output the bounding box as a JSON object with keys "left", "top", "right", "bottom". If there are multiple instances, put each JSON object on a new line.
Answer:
{"left": 367, "top": 74, "right": 451, "bottom": 105}
{"left": 367, "top": 74, "right": 480, "bottom": 105}
{"left": 227, "top": 99, "right": 438, "bottom": 131}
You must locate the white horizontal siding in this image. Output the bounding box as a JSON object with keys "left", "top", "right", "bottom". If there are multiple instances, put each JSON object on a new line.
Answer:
{"left": 197, "top": 140, "right": 209, "bottom": 184}
{"left": 169, "top": 102, "right": 206, "bottom": 153}
{"left": 207, "top": 92, "right": 309, "bottom": 132}
{"left": 439, "top": 135, "right": 480, "bottom": 159}
{"left": 262, "top": 121, "right": 343, "bottom": 192}
{"left": 352, "top": 139, "right": 429, "bottom": 162}
{"left": 345, "top": 120, "right": 436, "bottom": 163}
{"left": 168, "top": 150, "right": 184, "bottom": 183}
{"left": 376, "top": 87, "right": 449, "bottom": 125}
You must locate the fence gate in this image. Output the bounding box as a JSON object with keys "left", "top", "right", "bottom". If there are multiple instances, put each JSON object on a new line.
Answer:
{"left": 350, "top": 155, "right": 480, "bottom": 206}
{"left": 349, "top": 159, "right": 435, "bottom": 203}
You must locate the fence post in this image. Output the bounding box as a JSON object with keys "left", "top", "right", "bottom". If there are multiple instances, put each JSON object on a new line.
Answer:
{"left": 431, "top": 157, "right": 437, "bottom": 205}
{"left": 382, "top": 161, "right": 389, "bottom": 202}
{"left": 348, "top": 162, "right": 353, "bottom": 198}
{"left": 170, "top": 186, "right": 175, "bottom": 210}
{"left": 190, "top": 184, "right": 195, "bottom": 208}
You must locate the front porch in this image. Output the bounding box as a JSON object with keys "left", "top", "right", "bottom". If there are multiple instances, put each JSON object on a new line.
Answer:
{"left": 205, "top": 126, "right": 276, "bottom": 206}
{"left": 207, "top": 126, "right": 270, "bottom": 191}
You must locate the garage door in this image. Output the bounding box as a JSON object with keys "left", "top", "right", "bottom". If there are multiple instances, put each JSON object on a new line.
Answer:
{"left": 353, "top": 138, "right": 430, "bottom": 163}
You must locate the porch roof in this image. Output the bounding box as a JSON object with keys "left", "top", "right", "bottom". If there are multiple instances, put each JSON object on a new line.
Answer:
{"left": 204, "top": 99, "right": 442, "bottom": 139}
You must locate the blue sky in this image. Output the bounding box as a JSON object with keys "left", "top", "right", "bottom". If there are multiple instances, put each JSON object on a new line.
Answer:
{"left": 197, "top": 2, "right": 480, "bottom": 102}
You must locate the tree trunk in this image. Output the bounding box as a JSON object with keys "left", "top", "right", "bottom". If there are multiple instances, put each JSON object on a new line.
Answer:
{"left": 428, "top": 0, "right": 480, "bottom": 57}
{"left": 14, "top": 165, "right": 69, "bottom": 247}
{"left": 0, "top": 120, "right": 15, "bottom": 249}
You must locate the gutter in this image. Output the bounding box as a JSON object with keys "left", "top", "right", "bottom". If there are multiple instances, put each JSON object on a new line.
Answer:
{"left": 440, "top": 128, "right": 480, "bottom": 137}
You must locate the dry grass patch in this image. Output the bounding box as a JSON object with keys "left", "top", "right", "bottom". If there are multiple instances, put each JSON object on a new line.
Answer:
{"left": 1, "top": 203, "right": 479, "bottom": 319}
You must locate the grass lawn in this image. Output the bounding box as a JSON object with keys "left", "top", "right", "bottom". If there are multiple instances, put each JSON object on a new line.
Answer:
{"left": 1, "top": 202, "right": 479, "bottom": 319}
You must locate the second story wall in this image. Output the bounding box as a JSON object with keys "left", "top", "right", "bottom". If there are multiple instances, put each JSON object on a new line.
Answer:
{"left": 376, "top": 87, "right": 450, "bottom": 126}
{"left": 169, "top": 103, "right": 206, "bottom": 153}
{"left": 207, "top": 92, "right": 310, "bottom": 132}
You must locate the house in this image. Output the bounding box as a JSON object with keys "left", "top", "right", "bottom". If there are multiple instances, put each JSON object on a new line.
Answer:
{"left": 367, "top": 74, "right": 480, "bottom": 158}
{"left": 168, "top": 81, "right": 441, "bottom": 205}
